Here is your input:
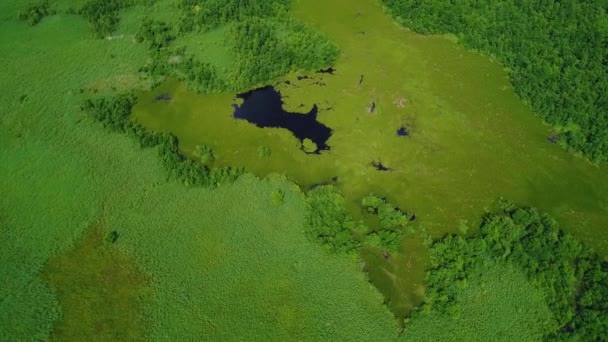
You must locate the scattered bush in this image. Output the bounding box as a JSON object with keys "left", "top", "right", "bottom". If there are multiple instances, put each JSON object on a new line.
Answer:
{"left": 18, "top": 0, "right": 54, "bottom": 26}
{"left": 194, "top": 145, "right": 214, "bottom": 166}
{"left": 78, "top": 0, "right": 132, "bottom": 38}
{"left": 305, "top": 186, "right": 364, "bottom": 253}
{"left": 305, "top": 189, "right": 411, "bottom": 253}
{"left": 136, "top": 19, "right": 175, "bottom": 50}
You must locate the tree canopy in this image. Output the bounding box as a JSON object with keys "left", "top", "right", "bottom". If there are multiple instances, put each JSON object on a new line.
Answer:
{"left": 383, "top": 0, "right": 608, "bottom": 163}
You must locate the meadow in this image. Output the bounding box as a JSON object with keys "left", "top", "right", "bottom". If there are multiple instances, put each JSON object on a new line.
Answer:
{"left": 1, "top": 0, "right": 607, "bottom": 340}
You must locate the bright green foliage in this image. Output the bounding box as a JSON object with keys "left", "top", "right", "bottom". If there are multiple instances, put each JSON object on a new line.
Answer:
{"left": 140, "top": 48, "right": 227, "bottom": 92}
{"left": 227, "top": 17, "right": 339, "bottom": 89}
{"left": 177, "top": 0, "right": 290, "bottom": 33}
{"left": 421, "top": 204, "right": 608, "bottom": 340}
{"left": 361, "top": 194, "right": 410, "bottom": 252}
{"left": 258, "top": 145, "right": 271, "bottom": 157}
{"left": 301, "top": 138, "right": 317, "bottom": 153}
{"left": 305, "top": 186, "right": 364, "bottom": 253}
{"left": 136, "top": 19, "right": 175, "bottom": 50}
{"left": 271, "top": 188, "right": 284, "bottom": 206}
{"left": 383, "top": 0, "right": 608, "bottom": 163}
{"left": 194, "top": 144, "right": 214, "bottom": 165}
{"left": 78, "top": 0, "right": 132, "bottom": 38}
{"left": 305, "top": 189, "right": 410, "bottom": 253}
{"left": 18, "top": 0, "right": 54, "bottom": 25}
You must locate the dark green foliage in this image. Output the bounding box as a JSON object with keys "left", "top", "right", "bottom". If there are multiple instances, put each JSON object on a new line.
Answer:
{"left": 136, "top": 20, "right": 175, "bottom": 50}
{"left": 305, "top": 186, "right": 363, "bottom": 253}
{"left": 305, "top": 189, "right": 410, "bottom": 253}
{"left": 78, "top": 0, "right": 132, "bottom": 38}
{"left": 177, "top": 0, "right": 290, "bottom": 33}
{"left": 361, "top": 194, "right": 410, "bottom": 252}
{"left": 81, "top": 95, "right": 242, "bottom": 187}
{"left": 383, "top": 0, "right": 608, "bottom": 163}
{"left": 422, "top": 203, "right": 608, "bottom": 340}
{"left": 227, "top": 17, "right": 339, "bottom": 89}
{"left": 18, "top": 0, "right": 54, "bottom": 25}
{"left": 140, "top": 49, "right": 227, "bottom": 93}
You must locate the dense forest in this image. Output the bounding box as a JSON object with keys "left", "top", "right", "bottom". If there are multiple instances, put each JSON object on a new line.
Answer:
{"left": 383, "top": 0, "right": 608, "bottom": 163}
{"left": 420, "top": 201, "right": 608, "bottom": 340}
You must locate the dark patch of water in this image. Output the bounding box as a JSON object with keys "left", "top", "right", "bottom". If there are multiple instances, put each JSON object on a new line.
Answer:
{"left": 371, "top": 161, "right": 391, "bottom": 171}
{"left": 155, "top": 93, "right": 171, "bottom": 101}
{"left": 547, "top": 132, "right": 560, "bottom": 144}
{"left": 297, "top": 75, "right": 310, "bottom": 81}
{"left": 368, "top": 101, "right": 376, "bottom": 113}
{"left": 397, "top": 127, "right": 409, "bottom": 136}
{"left": 284, "top": 80, "right": 291, "bottom": 85}
{"left": 233, "top": 86, "right": 332, "bottom": 153}
{"left": 108, "top": 230, "right": 120, "bottom": 243}
{"left": 359, "top": 75, "right": 364, "bottom": 85}
{"left": 317, "top": 67, "right": 335, "bottom": 74}
{"left": 307, "top": 176, "right": 339, "bottom": 190}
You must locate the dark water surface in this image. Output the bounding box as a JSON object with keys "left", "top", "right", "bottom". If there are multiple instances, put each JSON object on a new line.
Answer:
{"left": 233, "top": 86, "right": 332, "bottom": 153}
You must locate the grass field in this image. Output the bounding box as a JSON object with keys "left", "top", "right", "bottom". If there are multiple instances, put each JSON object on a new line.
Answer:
{"left": 404, "top": 265, "right": 556, "bottom": 341}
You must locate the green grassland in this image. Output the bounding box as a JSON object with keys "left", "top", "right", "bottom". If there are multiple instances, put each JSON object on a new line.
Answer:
{"left": 131, "top": 0, "right": 608, "bottom": 323}
{"left": 1, "top": 0, "right": 607, "bottom": 340}
{"left": 403, "top": 266, "right": 556, "bottom": 341}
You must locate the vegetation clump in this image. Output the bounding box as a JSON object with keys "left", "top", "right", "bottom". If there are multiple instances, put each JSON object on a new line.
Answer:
{"left": 136, "top": 19, "right": 175, "bottom": 50}
{"left": 194, "top": 145, "right": 214, "bottom": 166}
{"left": 361, "top": 194, "right": 410, "bottom": 252}
{"left": 420, "top": 201, "right": 608, "bottom": 340}
{"left": 18, "top": 0, "right": 55, "bottom": 25}
{"left": 383, "top": 0, "right": 608, "bottom": 163}
{"left": 257, "top": 146, "right": 271, "bottom": 157}
{"left": 305, "top": 187, "right": 411, "bottom": 253}
{"left": 177, "top": 0, "right": 290, "bottom": 33}
{"left": 78, "top": 0, "right": 132, "bottom": 38}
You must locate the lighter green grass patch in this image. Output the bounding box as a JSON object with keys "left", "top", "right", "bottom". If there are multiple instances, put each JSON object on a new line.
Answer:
{"left": 403, "top": 265, "right": 556, "bottom": 341}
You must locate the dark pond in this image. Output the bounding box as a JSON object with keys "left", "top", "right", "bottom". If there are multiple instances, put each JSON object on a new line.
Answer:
{"left": 371, "top": 161, "right": 391, "bottom": 171}
{"left": 397, "top": 127, "right": 409, "bottom": 136}
{"left": 317, "top": 67, "right": 335, "bottom": 74}
{"left": 155, "top": 93, "right": 171, "bottom": 101}
{"left": 232, "top": 86, "right": 332, "bottom": 153}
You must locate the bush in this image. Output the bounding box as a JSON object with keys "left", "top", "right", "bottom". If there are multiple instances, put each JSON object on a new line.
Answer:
{"left": 18, "top": 0, "right": 54, "bottom": 26}
{"left": 78, "top": 0, "right": 132, "bottom": 38}
{"left": 136, "top": 20, "right": 175, "bottom": 50}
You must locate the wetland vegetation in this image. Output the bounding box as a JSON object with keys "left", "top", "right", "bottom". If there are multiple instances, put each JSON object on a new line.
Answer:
{"left": 1, "top": 0, "right": 607, "bottom": 340}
